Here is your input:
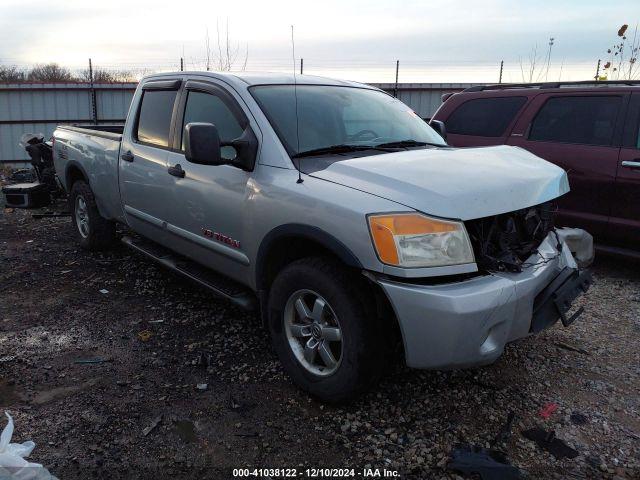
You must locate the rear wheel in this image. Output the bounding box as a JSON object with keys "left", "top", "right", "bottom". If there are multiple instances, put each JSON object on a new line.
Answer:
{"left": 268, "top": 257, "right": 385, "bottom": 403}
{"left": 69, "top": 180, "right": 116, "bottom": 251}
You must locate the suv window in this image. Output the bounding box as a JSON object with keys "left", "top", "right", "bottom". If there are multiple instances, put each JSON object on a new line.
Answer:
{"left": 446, "top": 97, "right": 527, "bottom": 137}
{"left": 136, "top": 90, "right": 178, "bottom": 147}
{"left": 181, "top": 91, "right": 244, "bottom": 160}
{"left": 530, "top": 96, "right": 622, "bottom": 146}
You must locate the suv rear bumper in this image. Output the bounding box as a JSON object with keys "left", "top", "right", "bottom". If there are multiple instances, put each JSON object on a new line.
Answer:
{"left": 376, "top": 232, "right": 592, "bottom": 369}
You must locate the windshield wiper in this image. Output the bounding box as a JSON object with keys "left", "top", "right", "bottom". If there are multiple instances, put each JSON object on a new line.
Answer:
{"left": 292, "top": 144, "right": 384, "bottom": 158}
{"left": 375, "top": 139, "right": 443, "bottom": 148}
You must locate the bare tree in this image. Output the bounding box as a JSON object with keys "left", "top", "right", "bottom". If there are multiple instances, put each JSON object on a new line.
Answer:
{"left": 602, "top": 23, "right": 639, "bottom": 80}
{"left": 204, "top": 19, "right": 249, "bottom": 71}
{"left": 0, "top": 65, "right": 26, "bottom": 82}
{"left": 27, "top": 63, "right": 75, "bottom": 82}
{"left": 79, "top": 68, "right": 136, "bottom": 83}
{"left": 519, "top": 37, "right": 555, "bottom": 83}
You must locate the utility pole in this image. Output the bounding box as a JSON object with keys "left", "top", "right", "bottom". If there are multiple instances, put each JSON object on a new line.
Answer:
{"left": 594, "top": 59, "right": 601, "bottom": 81}
{"left": 498, "top": 60, "right": 504, "bottom": 84}
{"left": 393, "top": 60, "right": 399, "bottom": 98}
{"left": 88, "top": 58, "right": 97, "bottom": 125}
{"left": 180, "top": 57, "right": 184, "bottom": 71}
{"left": 300, "top": 58, "right": 304, "bottom": 75}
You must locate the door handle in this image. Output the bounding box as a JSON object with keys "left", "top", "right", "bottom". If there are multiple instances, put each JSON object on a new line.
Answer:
{"left": 121, "top": 151, "right": 134, "bottom": 162}
{"left": 621, "top": 160, "right": 640, "bottom": 169}
{"left": 168, "top": 164, "right": 185, "bottom": 178}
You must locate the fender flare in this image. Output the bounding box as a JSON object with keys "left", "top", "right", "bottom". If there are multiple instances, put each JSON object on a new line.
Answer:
{"left": 255, "top": 224, "right": 363, "bottom": 290}
{"left": 64, "top": 160, "right": 91, "bottom": 190}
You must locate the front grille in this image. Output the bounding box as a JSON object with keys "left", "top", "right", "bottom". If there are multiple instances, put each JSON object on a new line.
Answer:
{"left": 465, "top": 202, "right": 556, "bottom": 273}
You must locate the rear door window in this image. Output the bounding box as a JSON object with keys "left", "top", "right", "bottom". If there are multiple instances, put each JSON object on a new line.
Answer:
{"left": 529, "top": 96, "right": 622, "bottom": 146}
{"left": 136, "top": 90, "right": 178, "bottom": 147}
{"left": 446, "top": 97, "right": 527, "bottom": 137}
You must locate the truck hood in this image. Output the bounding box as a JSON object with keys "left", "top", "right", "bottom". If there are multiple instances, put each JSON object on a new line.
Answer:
{"left": 305, "top": 145, "right": 569, "bottom": 220}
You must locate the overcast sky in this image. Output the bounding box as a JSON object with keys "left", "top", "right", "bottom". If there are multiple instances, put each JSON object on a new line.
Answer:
{"left": 0, "top": 0, "right": 638, "bottom": 82}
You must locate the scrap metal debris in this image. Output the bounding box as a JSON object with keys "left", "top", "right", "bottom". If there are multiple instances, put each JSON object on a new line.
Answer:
{"left": 74, "top": 358, "right": 109, "bottom": 365}
{"left": 556, "top": 342, "right": 590, "bottom": 355}
{"left": 142, "top": 415, "right": 162, "bottom": 437}
{"left": 521, "top": 427, "right": 579, "bottom": 460}
{"left": 447, "top": 444, "right": 524, "bottom": 480}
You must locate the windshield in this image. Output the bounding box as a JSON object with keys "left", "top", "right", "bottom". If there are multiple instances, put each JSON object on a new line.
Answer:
{"left": 250, "top": 85, "right": 446, "bottom": 157}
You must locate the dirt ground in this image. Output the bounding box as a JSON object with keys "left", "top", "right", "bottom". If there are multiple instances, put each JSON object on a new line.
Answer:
{"left": 1, "top": 200, "right": 639, "bottom": 480}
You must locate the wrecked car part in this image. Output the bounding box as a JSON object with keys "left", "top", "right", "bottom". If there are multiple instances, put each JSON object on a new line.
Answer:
{"left": 447, "top": 444, "right": 524, "bottom": 480}
{"left": 465, "top": 202, "right": 557, "bottom": 273}
{"left": 530, "top": 267, "right": 592, "bottom": 333}
{"left": 521, "top": 427, "right": 579, "bottom": 460}
{"left": 556, "top": 228, "right": 594, "bottom": 269}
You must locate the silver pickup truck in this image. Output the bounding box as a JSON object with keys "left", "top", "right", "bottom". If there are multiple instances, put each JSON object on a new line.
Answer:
{"left": 53, "top": 72, "right": 592, "bottom": 402}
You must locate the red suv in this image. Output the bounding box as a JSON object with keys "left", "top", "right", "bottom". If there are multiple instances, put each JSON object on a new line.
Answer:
{"left": 431, "top": 81, "right": 640, "bottom": 257}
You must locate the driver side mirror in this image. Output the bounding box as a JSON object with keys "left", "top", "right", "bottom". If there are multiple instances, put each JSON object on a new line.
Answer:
{"left": 429, "top": 119, "right": 447, "bottom": 141}
{"left": 184, "top": 122, "right": 223, "bottom": 165}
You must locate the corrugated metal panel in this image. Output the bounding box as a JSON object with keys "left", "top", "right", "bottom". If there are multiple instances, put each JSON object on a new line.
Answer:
{"left": 0, "top": 83, "right": 136, "bottom": 162}
{"left": 1, "top": 82, "right": 478, "bottom": 163}
{"left": 370, "top": 83, "right": 480, "bottom": 118}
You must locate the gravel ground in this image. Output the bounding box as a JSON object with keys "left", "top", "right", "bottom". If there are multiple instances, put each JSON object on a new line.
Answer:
{"left": 1, "top": 201, "right": 639, "bottom": 480}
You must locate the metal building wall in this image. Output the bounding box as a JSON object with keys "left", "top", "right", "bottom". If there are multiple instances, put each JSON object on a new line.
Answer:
{"left": 370, "top": 83, "right": 479, "bottom": 119}
{"left": 0, "top": 82, "right": 478, "bottom": 164}
{"left": 0, "top": 83, "right": 136, "bottom": 164}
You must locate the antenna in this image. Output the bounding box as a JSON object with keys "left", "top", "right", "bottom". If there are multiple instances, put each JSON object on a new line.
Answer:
{"left": 291, "top": 25, "right": 303, "bottom": 184}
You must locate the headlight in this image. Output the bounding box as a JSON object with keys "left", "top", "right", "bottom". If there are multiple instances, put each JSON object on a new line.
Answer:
{"left": 368, "top": 213, "right": 475, "bottom": 268}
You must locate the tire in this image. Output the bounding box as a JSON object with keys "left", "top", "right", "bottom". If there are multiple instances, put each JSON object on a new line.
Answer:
{"left": 69, "top": 180, "right": 116, "bottom": 251}
{"left": 268, "top": 256, "right": 385, "bottom": 403}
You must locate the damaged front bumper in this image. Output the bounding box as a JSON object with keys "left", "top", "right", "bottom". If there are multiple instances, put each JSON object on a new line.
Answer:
{"left": 376, "top": 230, "right": 593, "bottom": 370}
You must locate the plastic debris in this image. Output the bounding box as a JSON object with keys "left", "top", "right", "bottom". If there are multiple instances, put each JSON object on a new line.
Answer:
{"left": 137, "top": 330, "right": 153, "bottom": 342}
{"left": 99, "top": 289, "right": 109, "bottom": 294}
{"left": 196, "top": 383, "right": 208, "bottom": 391}
{"left": 539, "top": 402, "right": 559, "bottom": 419}
{"left": 0, "top": 412, "right": 58, "bottom": 479}
{"left": 447, "top": 444, "right": 524, "bottom": 480}
{"left": 521, "top": 427, "right": 579, "bottom": 459}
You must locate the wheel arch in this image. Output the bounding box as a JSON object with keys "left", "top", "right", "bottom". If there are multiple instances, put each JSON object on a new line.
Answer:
{"left": 65, "top": 161, "right": 90, "bottom": 191}
{"left": 255, "top": 224, "right": 362, "bottom": 292}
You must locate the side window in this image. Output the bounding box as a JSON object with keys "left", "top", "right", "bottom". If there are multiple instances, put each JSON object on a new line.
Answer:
{"left": 136, "top": 90, "right": 178, "bottom": 147}
{"left": 181, "top": 91, "right": 244, "bottom": 160}
{"left": 529, "top": 96, "right": 622, "bottom": 146}
{"left": 446, "top": 97, "right": 527, "bottom": 137}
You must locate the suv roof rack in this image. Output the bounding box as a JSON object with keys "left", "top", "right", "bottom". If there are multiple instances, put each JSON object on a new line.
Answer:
{"left": 463, "top": 79, "right": 640, "bottom": 92}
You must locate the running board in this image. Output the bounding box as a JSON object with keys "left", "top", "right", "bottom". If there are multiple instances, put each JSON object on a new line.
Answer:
{"left": 121, "top": 235, "right": 256, "bottom": 311}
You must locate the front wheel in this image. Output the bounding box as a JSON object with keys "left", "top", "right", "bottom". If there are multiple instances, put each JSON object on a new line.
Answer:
{"left": 69, "top": 180, "right": 116, "bottom": 251}
{"left": 268, "top": 257, "right": 385, "bottom": 403}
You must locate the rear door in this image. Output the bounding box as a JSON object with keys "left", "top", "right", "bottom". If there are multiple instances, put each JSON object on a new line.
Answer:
{"left": 119, "top": 79, "right": 181, "bottom": 242}
{"left": 610, "top": 92, "right": 640, "bottom": 249}
{"left": 507, "top": 92, "right": 626, "bottom": 238}
{"left": 442, "top": 95, "right": 528, "bottom": 147}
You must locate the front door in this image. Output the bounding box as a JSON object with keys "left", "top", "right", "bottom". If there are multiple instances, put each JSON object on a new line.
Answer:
{"left": 164, "top": 80, "right": 256, "bottom": 283}
{"left": 507, "top": 93, "right": 625, "bottom": 239}
{"left": 609, "top": 92, "right": 640, "bottom": 249}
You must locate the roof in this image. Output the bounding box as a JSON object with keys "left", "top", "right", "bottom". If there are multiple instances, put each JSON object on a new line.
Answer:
{"left": 142, "top": 71, "right": 375, "bottom": 90}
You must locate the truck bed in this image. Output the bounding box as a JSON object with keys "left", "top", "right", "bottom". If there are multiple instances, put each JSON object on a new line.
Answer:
{"left": 57, "top": 124, "right": 124, "bottom": 140}
{"left": 53, "top": 124, "right": 125, "bottom": 222}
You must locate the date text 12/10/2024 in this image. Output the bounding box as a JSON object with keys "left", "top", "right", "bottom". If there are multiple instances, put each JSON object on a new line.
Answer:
{"left": 232, "top": 468, "right": 401, "bottom": 478}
